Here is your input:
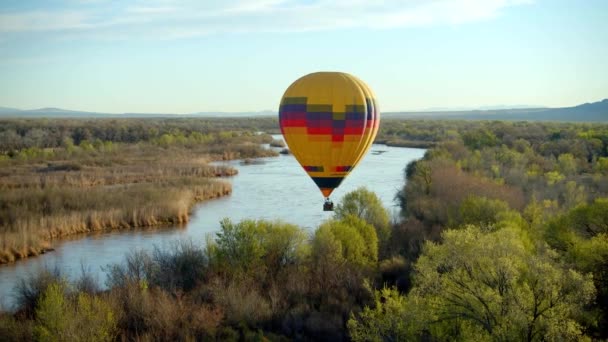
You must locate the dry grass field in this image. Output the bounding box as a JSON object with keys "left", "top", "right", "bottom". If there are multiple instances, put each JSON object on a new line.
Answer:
{"left": 0, "top": 119, "right": 278, "bottom": 263}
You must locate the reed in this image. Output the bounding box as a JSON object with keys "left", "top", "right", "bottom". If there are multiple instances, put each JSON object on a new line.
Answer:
{"left": 0, "top": 128, "right": 277, "bottom": 264}
{"left": 0, "top": 180, "right": 231, "bottom": 264}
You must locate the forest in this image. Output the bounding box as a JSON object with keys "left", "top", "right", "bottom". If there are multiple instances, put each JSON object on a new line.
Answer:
{"left": 0, "top": 117, "right": 607, "bottom": 341}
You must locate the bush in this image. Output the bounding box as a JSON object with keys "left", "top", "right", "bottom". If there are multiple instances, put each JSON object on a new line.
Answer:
{"left": 104, "top": 250, "right": 153, "bottom": 289}
{"left": 150, "top": 240, "right": 208, "bottom": 292}
{"left": 34, "top": 283, "right": 117, "bottom": 342}
{"left": 13, "top": 268, "right": 63, "bottom": 318}
{"left": 0, "top": 313, "right": 33, "bottom": 341}
{"left": 207, "top": 219, "right": 308, "bottom": 281}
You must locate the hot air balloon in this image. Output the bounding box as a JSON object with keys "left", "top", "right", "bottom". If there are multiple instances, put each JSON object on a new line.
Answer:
{"left": 278, "top": 72, "right": 380, "bottom": 211}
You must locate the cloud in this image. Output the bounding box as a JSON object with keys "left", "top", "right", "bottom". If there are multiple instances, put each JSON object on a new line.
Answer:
{"left": 0, "top": 0, "right": 532, "bottom": 39}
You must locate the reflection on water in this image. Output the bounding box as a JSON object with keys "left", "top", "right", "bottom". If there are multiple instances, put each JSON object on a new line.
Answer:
{"left": 0, "top": 138, "right": 425, "bottom": 309}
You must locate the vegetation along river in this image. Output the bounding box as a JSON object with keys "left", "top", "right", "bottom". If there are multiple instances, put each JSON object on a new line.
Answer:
{"left": 0, "top": 136, "right": 425, "bottom": 309}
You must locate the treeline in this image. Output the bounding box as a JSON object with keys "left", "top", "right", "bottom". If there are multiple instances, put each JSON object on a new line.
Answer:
{"left": 0, "top": 117, "right": 279, "bottom": 153}
{"left": 0, "top": 118, "right": 278, "bottom": 264}
{"left": 382, "top": 119, "right": 608, "bottom": 340}
{"left": 376, "top": 118, "right": 608, "bottom": 154}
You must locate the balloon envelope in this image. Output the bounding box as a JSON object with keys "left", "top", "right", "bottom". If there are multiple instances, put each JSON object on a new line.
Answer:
{"left": 279, "top": 72, "right": 380, "bottom": 198}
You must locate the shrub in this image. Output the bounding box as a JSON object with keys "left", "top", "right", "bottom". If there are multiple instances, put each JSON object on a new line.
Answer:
{"left": 150, "top": 240, "right": 208, "bottom": 292}
{"left": 13, "top": 268, "right": 63, "bottom": 318}
{"left": 34, "top": 283, "right": 117, "bottom": 342}
{"left": 0, "top": 312, "right": 33, "bottom": 341}
{"left": 207, "top": 219, "right": 308, "bottom": 280}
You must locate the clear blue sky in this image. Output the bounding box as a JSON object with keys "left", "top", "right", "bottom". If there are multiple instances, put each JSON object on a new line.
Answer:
{"left": 0, "top": 0, "right": 606, "bottom": 113}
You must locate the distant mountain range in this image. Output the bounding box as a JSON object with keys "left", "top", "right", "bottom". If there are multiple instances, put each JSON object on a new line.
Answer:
{"left": 385, "top": 99, "right": 608, "bottom": 122}
{"left": 0, "top": 107, "right": 276, "bottom": 118}
{"left": 0, "top": 99, "right": 606, "bottom": 122}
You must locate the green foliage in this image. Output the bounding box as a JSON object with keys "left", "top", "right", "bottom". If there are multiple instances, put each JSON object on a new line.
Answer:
{"left": 546, "top": 198, "right": 608, "bottom": 246}
{"left": 596, "top": 157, "right": 608, "bottom": 173}
{"left": 0, "top": 313, "right": 33, "bottom": 341}
{"left": 14, "top": 268, "right": 63, "bottom": 318}
{"left": 335, "top": 187, "right": 390, "bottom": 251}
{"left": 544, "top": 199, "right": 608, "bottom": 333}
{"left": 314, "top": 216, "right": 378, "bottom": 268}
{"left": 413, "top": 226, "right": 595, "bottom": 341}
{"left": 34, "top": 283, "right": 69, "bottom": 341}
{"left": 557, "top": 153, "right": 577, "bottom": 175}
{"left": 462, "top": 128, "right": 498, "bottom": 150}
{"left": 34, "top": 283, "right": 117, "bottom": 342}
{"left": 458, "top": 196, "right": 510, "bottom": 230}
{"left": 208, "top": 219, "right": 308, "bottom": 277}
{"left": 562, "top": 180, "right": 587, "bottom": 209}
{"left": 545, "top": 171, "right": 565, "bottom": 185}
{"left": 348, "top": 287, "right": 427, "bottom": 341}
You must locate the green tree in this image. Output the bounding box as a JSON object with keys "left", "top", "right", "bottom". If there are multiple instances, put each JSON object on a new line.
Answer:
{"left": 348, "top": 287, "right": 428, "bottom": 341}
{"left": 545, "top": 198, "right": 608, "bottom": 337}
{"left": 315, "top": 216, "right": 378, "bottom": 268}
{"left": 462, "top": 128, "right": 498, "bottom": 150}
{"left": 335, "top": 187, "right": 390, "bottom": 254}
{"left": 562, "top": 181, "right": 586, "bottom": 210}
{"left": 558, "top": 153, "right": 577, "bottom": 176}
{"left": 413, "top": 226, "right": 595, "bottom": 341}
{"left": 458, "top": 196, "right": 510, "bottom": 230}
{"left": 34, "top": 283, "right": 117, "bottom": 342}
{"left": 207, "top": 219, "right": 308, "bottom": 278}
{"left": 34, "top": 283, "right": 70, "bottom": 341}
{"left": 545, "top": 171, "right": 565, "bottom": 185}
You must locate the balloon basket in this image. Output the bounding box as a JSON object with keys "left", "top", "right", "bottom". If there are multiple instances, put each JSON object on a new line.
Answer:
{"left": 323, "top": 199, "right": 334, "bottom": 211}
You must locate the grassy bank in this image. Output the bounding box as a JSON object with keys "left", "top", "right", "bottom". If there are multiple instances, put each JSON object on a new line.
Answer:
{"left": 0, "top": 118, "right": 278, "bottom": 264}
{"left": 0, "top": 179, "right": 232, "bottom": 263}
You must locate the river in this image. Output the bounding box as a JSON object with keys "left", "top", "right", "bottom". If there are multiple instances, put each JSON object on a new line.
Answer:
{"left": 0, "top": 138, "right": 425, "bottom": 309}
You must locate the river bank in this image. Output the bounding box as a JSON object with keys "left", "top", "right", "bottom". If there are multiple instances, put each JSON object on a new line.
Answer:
{"left": 0, "top": 132, "right": 278, "bottom": 264}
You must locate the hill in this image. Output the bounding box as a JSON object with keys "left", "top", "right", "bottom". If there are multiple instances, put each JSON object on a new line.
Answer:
{"left": 0, "top": 99, "right": 606, "bottom": 122}
{"left": 386, "top": 99, "right": 608, "bottom": 122}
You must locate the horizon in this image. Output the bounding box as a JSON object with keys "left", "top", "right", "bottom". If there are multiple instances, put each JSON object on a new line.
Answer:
{"left": 2, "top": 97, "right": 607, "bottom": 115}
{"left": 1, "top": 1, "right": 607, "bottom": 113}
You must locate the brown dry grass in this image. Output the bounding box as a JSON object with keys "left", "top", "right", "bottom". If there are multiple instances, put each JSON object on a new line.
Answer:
{"left": 0, "top": 141, "right": 276, "bottom": 264}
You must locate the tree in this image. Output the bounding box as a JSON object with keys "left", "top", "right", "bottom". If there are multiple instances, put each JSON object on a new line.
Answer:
{"left": 314, "top": 216, "right": 378, "bottom": 268}
{"left": 207, "top": 218, "right": 308, "bottom": 280}
{"left": 335, "top": 187, "right": 390, "bottom": 253}
{"left": 457, "top": 196, "right": 510, "bottom": 230}
{"left": 462, "top": 128, "right": 498, "bottom": 150}
{"left": 34, "top": 283, "right": 117, "bottom": 342}
{"left": 545, "top": 198, "right": 608, "bottom": 337}
{"left": 558, "top": 153, "right": 577, "bottom": 176}
{"left": 412, "top": 226, "right": 595, "bottom": 341}
{"left": 348, "top": 287, "right": 428, "bottom": 341}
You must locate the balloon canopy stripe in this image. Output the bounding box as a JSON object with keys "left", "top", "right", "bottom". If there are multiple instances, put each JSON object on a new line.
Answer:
{"left": 334, "top": 166, "right": 352, "bottom": 172}
{"left": 302, "top": 165, "right": 352, "bottom": 173}
{"left": 311, "top": 177, "right": 345, "bottom": 190}
{"left": 279, "top": 97, "right": 370, "bottom": 140}
{"left": 303, "top": 165, "right": 324, "bottom": 172}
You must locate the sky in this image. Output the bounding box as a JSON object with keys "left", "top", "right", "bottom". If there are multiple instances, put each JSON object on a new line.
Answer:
{"left": 0, "top": 0, "right": 606, "bottom": 113}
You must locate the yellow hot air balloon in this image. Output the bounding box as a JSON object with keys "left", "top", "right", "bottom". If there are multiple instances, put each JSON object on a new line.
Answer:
{"left": 279, "top": 72, "right": 380, "bottom": 210}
